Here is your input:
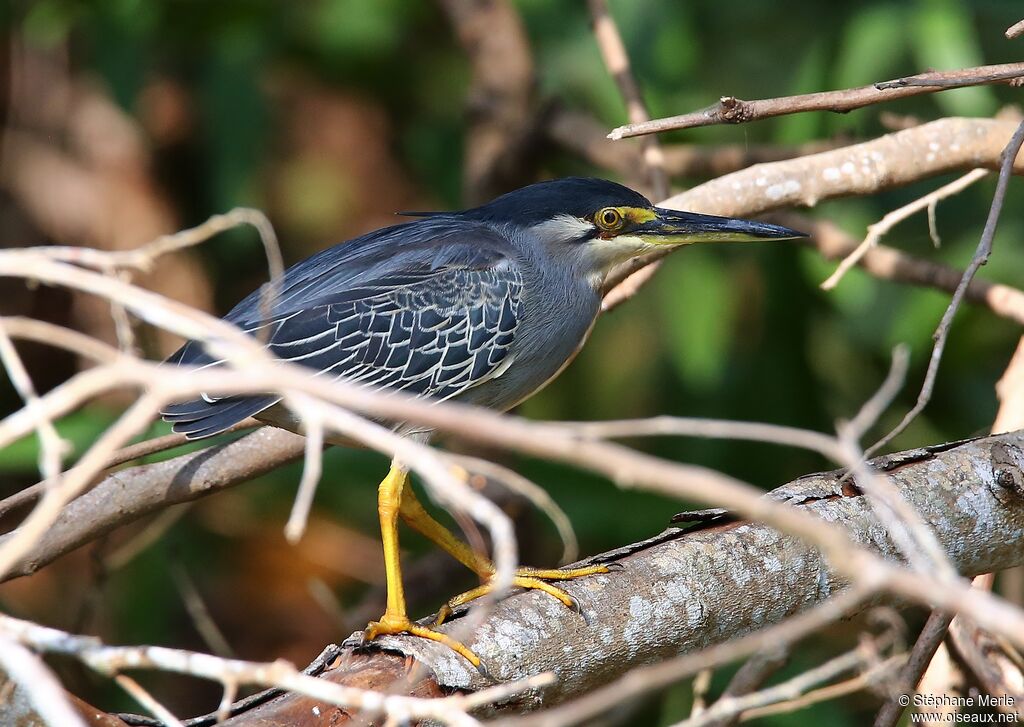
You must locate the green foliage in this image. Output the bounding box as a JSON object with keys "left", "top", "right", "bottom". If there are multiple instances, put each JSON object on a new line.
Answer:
{"left": 911, "top": 0, "right": 998, "bottom": 117}
{"left": 658, "top": 250, "right": 737, "bottom": 389}
{"left": 3, "top": 1, "right": 1022, "bottom": 722}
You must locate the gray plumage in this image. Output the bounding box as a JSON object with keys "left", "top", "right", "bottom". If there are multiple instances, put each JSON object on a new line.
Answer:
{"left": 163, "top": 177, "right": 803, "bottom": 439}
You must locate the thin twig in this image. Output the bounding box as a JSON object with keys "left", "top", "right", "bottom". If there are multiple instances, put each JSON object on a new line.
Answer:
{"left": 873, "top": 611, "right": 955, "bottom": 727}
{"left": 0, "top": 420, "right": 258, "bottom": 520}
{"left": 0, "top": 322, "right": 69, "bottom": 484}
{"left": 170, "top": 560, "right": 235, "bottom": 658}
{"left": 738, "top": 656, "right": 904, "bottom": 722}
{"left": 869, "top": 120, "right": 1024, "bottom": 455}
{"left": 673, "top": 632, "right": 902, "bottom": 726}
{"left": 1008, "top": 19, "right": 1024, "bottom": 40}
{"left": 788, "top": 215, "right": 1024, "bottom": 327}
{"left": 691, "top": 668, "right": 713, "bottom": 717}
{"left": 284, "top": 407, "right": 325, "bottom": 544}
{"left": 0, "top": 613, "right": 555, "bottom": 727}
{"left": 701, "top": 649, "right": 790, "bottom": 727}
{"left": 114, "top": 674, "right": 184, "bottom": 727}
{"left": 0, "top": 635, "right": 88, "bottom": 727}
{"left": 838, "top": 347, "right": 958, "bottom": 578}
{"left": 104, "top": 505, "right": 190, "bottom": 571}
{"left": 449, "top": 453, "right": 579, "bottom": 565}
{"left": 588, "top": 0, "right": 669, "bottom": 199}
{"left": 821, "top": 169, "right": 990, "bottom": 290}
{"left": 609, "top": 63, "right": 1024, "bottom": 139}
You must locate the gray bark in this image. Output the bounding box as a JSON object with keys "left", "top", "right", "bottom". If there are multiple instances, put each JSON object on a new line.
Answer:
{"left": 330, "top": 433, "right": 1024, "bottom": 710}
{"left": 0, "top": 427, "right": 305, "bottom": 579}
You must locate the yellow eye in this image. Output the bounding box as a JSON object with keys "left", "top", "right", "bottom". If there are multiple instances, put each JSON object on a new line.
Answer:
{"left": 595, "top": 207, "right": 624, "bottom": 231}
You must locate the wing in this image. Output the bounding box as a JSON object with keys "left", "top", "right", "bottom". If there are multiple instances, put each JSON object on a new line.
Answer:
{"left": 162, "top": 234, "right": 524, "bottom": 439}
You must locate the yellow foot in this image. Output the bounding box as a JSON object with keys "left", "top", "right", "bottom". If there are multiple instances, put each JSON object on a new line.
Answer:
{"left": 365, "top": 614, "right": 486, "bottom": 673}
{"left": 435, "top": 563, "right": 618, "bottom": 626}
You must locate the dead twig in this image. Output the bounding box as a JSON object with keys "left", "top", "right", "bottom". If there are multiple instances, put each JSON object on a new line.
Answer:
{"left": 675, "top": 640, "right": 903, "bottom": 727}
{"left": 873, "top": 611, "right": 955, "bottom": 727}
{"left": 0, "top": 613, "right": 555, "bottom": 727}
{"left": 609, "top": 63, "right": 1024, "bottom": 139}
{"left": 787, "top": 215, "right": 1024, "bottom": 327}
{"left": 869, "top": 120, "right": 1024, "bottom": 455}
{"left": 547, "top": 106, "right": 849, "bottom": 181}
{"left": 587, "top": 0, "right": 668, "bottom": 199}
{"left": 0, "top": 419, "right": 259, "bottom": 520}
{"left": 821, "top": 169, "right": 990, "bottom": 291}
{"left": 700, "top": 648, "right": 790, "bottom": 727}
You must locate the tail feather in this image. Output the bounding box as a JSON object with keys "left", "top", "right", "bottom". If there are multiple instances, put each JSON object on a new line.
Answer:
{"left": 162, "top": 395, "right": 279, "bottom": 439}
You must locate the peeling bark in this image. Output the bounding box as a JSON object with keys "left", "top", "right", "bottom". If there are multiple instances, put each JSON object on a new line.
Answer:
{"left": 217, "top": 432, "right": 1024, "bottom": 724}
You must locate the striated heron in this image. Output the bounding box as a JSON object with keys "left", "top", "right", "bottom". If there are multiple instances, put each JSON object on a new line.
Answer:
{"left": 162, "top": 177, "right": 804, "bottom": 670}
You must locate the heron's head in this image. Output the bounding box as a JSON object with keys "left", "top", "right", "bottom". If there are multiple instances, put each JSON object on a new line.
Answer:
{"left": 467, "top": 177, "right": 806, "bottom": 281}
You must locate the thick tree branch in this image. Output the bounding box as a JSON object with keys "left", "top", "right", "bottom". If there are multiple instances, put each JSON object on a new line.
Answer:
{"left": 602, "top": 116, "right": 1024, "bottom": 309}
{"left": 784, "top": 215, "right": 1024, "bottom": 327}
{"left": 0, "top": 427, "right": 305, "bottom": 579}
{"left": 210, "top": 432, "right": 1024, "bottom": 724}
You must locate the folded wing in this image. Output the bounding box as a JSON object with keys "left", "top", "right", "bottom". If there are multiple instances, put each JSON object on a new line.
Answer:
{"left": 162, "top": 239, "right": 524, "bottom": 440}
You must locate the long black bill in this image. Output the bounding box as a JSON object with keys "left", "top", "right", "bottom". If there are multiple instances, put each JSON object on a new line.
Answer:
{"left": 641, "top": 207, "right": 808, "bottom": 245}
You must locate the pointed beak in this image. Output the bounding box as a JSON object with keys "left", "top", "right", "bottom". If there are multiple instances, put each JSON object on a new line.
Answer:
{"left": 636, "top": 207, "right": 808, "bottom": 245}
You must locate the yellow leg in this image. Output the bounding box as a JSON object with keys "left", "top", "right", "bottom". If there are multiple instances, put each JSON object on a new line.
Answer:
{"left": 398, "top": 479, "right": 490, "bottom": 573}
{"left": 398, "top": 484, "right": 615, "bottom": 625}
{"left": 363, "top": 463, "right": 483, "bottom": 670}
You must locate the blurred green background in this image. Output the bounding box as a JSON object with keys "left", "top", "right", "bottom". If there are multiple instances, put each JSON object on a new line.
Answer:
{"left": 1, "top": 0, "right": 1022, "bottom": 723}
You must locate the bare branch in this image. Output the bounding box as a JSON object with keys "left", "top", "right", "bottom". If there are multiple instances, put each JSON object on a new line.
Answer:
{"left": 587, "top": 0, "right": 668, "bottom": 199}
{"left": 821, "top": 169, "right": 990, "bottom": 291}
{"left": 873, "top": 611, "right": 955, "bottom": 727}
{"left": 676, "top": 640, "right": 903, "bottom": 727}
{"left": 243, "top": 432, "right": 1024, "bottom": 723}
{"left": 113, "top": 674, "right": 183, "bottom": 727}
{"left": 609, "top": 63, "right": 1024, "bottom": 139}
{"left": 547, "top": 107, "right": 848, "bottom": 181}
{"left": 0, "top": 419, "right": 259, "bottom": 521}
{"left": 0, "top": 613, "right": 555, "bottom": 726}
{"left": 869, "top": 120, "right": 1024, "bottom": 455}
{"left": 789, "top": 215, "right": 1024, "bottom": 327}
{"left": 602, "top": 117, "right": 1024, "bottom": 310}
{"left": 700, "top": 648, "right": 790, "bottom": 727}
{"left": 0, "top": 636, "right": 89, "bottom": 727}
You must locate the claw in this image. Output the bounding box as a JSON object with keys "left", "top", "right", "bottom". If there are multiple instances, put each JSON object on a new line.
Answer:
{"left": 364, "top": 616, "right": 483, "bottom": 670}
{"left": 434, "top": 563, "right": 621, "bottom": 633}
